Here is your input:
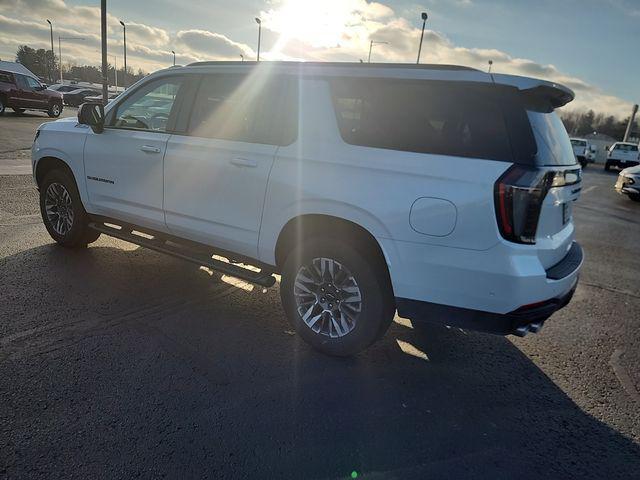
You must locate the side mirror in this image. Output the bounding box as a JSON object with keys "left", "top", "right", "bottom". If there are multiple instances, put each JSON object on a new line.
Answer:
{"left": 78, "top": 102, "right": 105, "bottom": 134}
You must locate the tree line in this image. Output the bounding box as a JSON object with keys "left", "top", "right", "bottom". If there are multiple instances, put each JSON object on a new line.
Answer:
{"left": 559, "top": 109, "right": 637, "bottom": 141}
{"left": 11, "top": 45, "right": 147, "bottom": 87}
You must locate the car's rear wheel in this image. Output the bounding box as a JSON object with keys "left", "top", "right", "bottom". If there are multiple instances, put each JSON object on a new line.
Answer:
{"left": 280, "top": 237, "right": 395, "bottom": 356}
{"left": 12, "top": 107, "right": 25, "bottom": 114}
{"left": 39, "top": 169, "right": 100, "bottom": 248}
{"left": 47, "top": 102, "right": 62, "bottom": 118}
{"left": 604, "top": 162, "right": 611, "bottom": 171}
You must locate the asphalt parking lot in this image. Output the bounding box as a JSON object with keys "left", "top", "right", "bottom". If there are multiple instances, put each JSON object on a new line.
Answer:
{"left": 1, "top": 113, "right": 639, "bottom": 479}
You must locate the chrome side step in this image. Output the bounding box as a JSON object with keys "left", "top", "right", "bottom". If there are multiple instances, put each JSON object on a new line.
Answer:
{"left": 88, "top": 221, "right": 276, "bottom": 288}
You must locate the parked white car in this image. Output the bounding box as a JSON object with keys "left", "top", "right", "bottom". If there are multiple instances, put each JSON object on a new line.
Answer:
{"left": 31, "top": 62, "right": 583, "bottom": 356}
{"left": 570, "top": 138, "right": 595, "bottom": 168}
{"left": 615, "top": 165, "right": 640, "bottom": 202}
{"left": 605, "top": 142, "right": 640, "bottom": 171}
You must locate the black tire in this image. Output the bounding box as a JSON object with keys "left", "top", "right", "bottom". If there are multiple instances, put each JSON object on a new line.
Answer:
{"left": 39, "top": 169, "right": 100, "bottom": 248}
{"left": 629, "top": 193, "right": 640, "bottom": 202}
{"left": 0, "top": 96, "right": 5, "bottom": 115}
{"left": 12, "top": 107, "right": 25, "bottom": 114}
{"left": 280, "top": 237, "right": 395, "bottom": 356}
{"left": 47, "top": 101, "right": 62, "bottom": 118}
{"left": 604, "top": 162, "right": 611, "bottom": 171}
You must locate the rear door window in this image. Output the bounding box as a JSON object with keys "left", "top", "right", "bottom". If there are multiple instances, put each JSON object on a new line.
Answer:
{"left": 330, "top": 78, "right": 514, "bottom": 162}
{"left": 0, "top": 71, "right": 13, "bottom": 84}
{"left": 187, "top": 74, "right": 297, "bottom": 146}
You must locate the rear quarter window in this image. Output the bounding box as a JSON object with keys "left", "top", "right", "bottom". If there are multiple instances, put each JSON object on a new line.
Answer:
{"left": 526, "top": 110, "right": 576, "bottom": 166}
{"left": 330, "top": 78, "right": 515, "bottom": 162}
{"left": 0, "top": 71, "right": 13, "bottom": 84}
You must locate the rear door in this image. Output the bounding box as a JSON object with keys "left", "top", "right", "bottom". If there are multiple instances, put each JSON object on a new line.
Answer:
{"left": 163, "top": 73, "right": 296, "bottom": 258}
{"left": 13, "top": 75, "right": 37, "bottom": 108}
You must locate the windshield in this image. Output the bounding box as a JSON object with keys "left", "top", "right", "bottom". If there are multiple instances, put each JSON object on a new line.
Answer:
{"left": 528, "top": 110, "right": 577, "bottom": 166}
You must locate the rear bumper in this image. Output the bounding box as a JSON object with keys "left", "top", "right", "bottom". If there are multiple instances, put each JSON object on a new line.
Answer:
{"left": 395, "top": 242, "right": 583, "bottom": 336}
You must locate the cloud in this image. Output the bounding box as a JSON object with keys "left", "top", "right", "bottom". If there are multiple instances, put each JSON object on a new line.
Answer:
{"left": 0, "top": 0, "right": 633, "bottom": 118}
{"left": 176, "top": 29, "right": 254, "bottom": 59}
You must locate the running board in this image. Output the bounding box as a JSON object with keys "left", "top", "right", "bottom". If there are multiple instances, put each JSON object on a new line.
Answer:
{"left": 88, "top": 221, "right": 276, "bottom": 288}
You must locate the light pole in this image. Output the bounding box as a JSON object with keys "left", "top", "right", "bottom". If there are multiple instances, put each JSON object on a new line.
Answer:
{"left": 171, "top": 50, "right": 175, "bottom": 66}
{"left": 46, "top": 19, "right": 54, "bottom": 83}
{"left": 119, "top": 20, "right": 127, "bottom": 88}
{"left": 109, "top": 54, "right": 117, "bottom": 91}
{"left": 487, "top": 60, "right": 493, "bottom": 73}
{"left": 367, "top": 40, "right": 388, "bottom": 63}
{"left": 58, "top": 36, "right": 85, "bottom": 85}
{"left": 416, "top": 11, "right": 428, "bottom": 64}
{"left": 240, "top": 54, "right": 244, "bottom": 62}
{"left": 255, "top": 17, "right": 262, "bottom": 61}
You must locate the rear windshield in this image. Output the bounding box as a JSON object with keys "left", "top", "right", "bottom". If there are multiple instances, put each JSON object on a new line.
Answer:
{"left": 527, "top": 110, "right": 576, "bottom": 166}
{"left": 614, "top": 144, "right": 638, "bottom": 152}
{"left": 571, "top": 139, "right": 587, "bottom": 147}
{"left": 330, "top": 78, "right": 514, "bottom": 162}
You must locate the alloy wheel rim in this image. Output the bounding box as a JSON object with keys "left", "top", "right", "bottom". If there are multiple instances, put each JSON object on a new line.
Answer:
{"left": 44, "top": 182, "right": 74, "bottom": 236}
{"left": 293, "top": 257, "right": 362, "bottom": 338}
{"left": 52, "top": 104, "right": 60, "bottom": 115}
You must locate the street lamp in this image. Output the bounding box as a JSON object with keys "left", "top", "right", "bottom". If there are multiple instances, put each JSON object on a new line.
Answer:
{"left": 416, "top": 11, "right": 428, "bottom": 64}
{"left": 487, "top": 60, "right": 493, "bottom": 73}
{"left": 46, "top": 19, "right": 54, "bottom": 83}
{"left": 171, "top": 50, "right": 175, "bottom": 66}
{"left": 119, "top": 20, "right": 127, "bottom": 88}
{"left": 109, "top": 54, "right": 118, "bottom": 91}
{"left": 367, "top": 40, "right": 389, "bottom": 63}
{"left": 58, "top": 36, "right": 85, "bottom": 85}
{"left": 255, "top": 17, "right": 262, "bottom": 61}
{"left": 240, "top": 54, "right": 244, "bottom": 62}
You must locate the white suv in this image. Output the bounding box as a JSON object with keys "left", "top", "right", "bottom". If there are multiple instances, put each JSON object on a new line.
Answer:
{"left": 32, "top": 62, "right": 583, "bottom": 356}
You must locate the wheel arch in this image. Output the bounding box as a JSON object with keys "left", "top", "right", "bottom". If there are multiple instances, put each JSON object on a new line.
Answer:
{"left": 274, "top": 214, "right": 393, "bottom": 289}
{"left": 35, "top": 156, "right": 77, "bottom": 188}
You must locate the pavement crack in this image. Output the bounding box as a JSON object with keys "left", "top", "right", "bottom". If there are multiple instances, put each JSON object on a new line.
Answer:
{"left": 580, "top": 281, "right": 640, "bottom": 300}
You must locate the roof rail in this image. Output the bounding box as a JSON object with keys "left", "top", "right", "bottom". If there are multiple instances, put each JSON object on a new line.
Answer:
{"left": 185, "top": 60, "right": 479, "bottom": 72}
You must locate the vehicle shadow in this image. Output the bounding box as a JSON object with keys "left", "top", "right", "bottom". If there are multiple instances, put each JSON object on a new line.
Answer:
{"left": 1, "top": 242, "right": 639, "bottom": 479}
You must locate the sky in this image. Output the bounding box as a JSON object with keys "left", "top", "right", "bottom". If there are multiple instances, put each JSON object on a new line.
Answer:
{"left": 0, "top": 0, "right": 638, "bottom": 118}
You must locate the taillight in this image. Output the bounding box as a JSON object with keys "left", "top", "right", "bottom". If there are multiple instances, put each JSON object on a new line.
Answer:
{"left": 494, "top": 166, "right": 580, "bottom": 244}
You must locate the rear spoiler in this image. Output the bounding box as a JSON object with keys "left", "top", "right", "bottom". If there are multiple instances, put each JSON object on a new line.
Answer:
{"left": 491, "top": 74, "right": 575, "bottom": 110}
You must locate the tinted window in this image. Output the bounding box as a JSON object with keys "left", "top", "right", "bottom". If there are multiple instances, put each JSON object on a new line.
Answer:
{"left": 188, "top": 74, "right": 296, "bottom": 146}
{"left": 15, "top": 75, "right": 28, "bottom": 89}
{"left": 330, "top": 78, "right": 513, "bottom": 161}
{"left": 526, "top": 111, "right": 576, "bottom": 166}
{"left": 570, "top": 139, "right": 586, "bottom": 147}
{"left": 615, "top": 144, "right": 638, "bottom": 152}
{"left": 25, "top": 77, "right": 41, "bottom": 89}
{"left": 110, "top": 77, "right": 183, "bottom": 132}
{"left": 0, "top": 71, "right": 12, "bottom": 84}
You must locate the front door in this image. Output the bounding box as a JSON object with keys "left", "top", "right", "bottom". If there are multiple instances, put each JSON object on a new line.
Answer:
{"left": 83, "top": 75, "right": 185, "bottom": 231}
{"left": 24, "top": 76, "right": 48, "bottom": 108}
{"left": 163, "top": 73, "right": 296, "bottom": 258}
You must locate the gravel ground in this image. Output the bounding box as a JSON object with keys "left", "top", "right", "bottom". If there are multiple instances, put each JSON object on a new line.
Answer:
{"left": 0, "top": 169, "right": 639, "bottom": 480}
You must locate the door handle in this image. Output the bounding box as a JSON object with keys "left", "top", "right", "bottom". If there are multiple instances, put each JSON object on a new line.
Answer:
{"left": 140, "top": 145, "right": 161, "bottom": 154}
{"left": 230, "top": 157, "right": 258, "bottom": 168}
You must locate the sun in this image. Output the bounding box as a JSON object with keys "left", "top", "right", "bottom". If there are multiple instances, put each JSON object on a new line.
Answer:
{"left": 263, "top": 0, "right": 359, "bottom": 49}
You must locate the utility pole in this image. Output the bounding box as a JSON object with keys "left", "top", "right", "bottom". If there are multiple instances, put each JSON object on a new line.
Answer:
{"left": 368, "top": 40, "right": 388, "bottom": 63}
{"left": 416, "top": 12, "right": 428, "bottom": 64}
{"left": 623, "top": 104, "right": 638, "bottom": 142}
{"left": 119, "top": 20, "right": 127, "bottom": 88}
{"left": 488, "top": 60, "right": 493, "bottom": 73}
{"left": 101, "top": 0, "right": 108, "bottom": 105}
{"left": 46, "top": 20, "right": 54, "bottom": 83}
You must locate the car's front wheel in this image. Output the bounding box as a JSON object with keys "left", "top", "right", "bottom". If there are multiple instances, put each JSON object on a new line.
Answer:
{"left": 39, "top": 169, "right": 100, "bottom": 248}
{"left": 280, "top": 237, "right": 395, "bottom": 356}
{"left": 47, "top": 102, "right": 62, "bottom": 118}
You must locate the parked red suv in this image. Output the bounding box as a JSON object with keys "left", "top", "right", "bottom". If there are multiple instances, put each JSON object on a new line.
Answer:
{"left": 0, "top": 70, "right": 63, "bottom": 117}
